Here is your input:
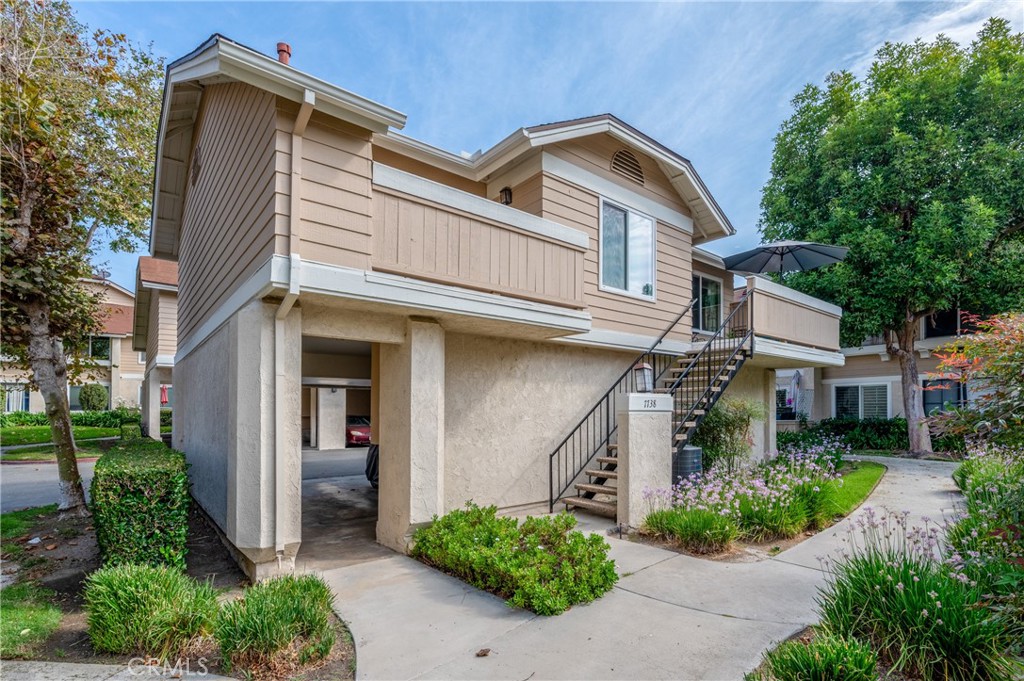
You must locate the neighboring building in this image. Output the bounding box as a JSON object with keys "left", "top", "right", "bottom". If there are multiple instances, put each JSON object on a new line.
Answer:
{"left": 133, "top": 257, "right": 179, "bottom": 439}
{"left": 783, "top": 309, "right": 975, "bottom": 424}
{"left": 149, "top": 35, "right": 845, "bottom": 579}
{"left": 1, "top": 279, "right": 146, "bottom": 413}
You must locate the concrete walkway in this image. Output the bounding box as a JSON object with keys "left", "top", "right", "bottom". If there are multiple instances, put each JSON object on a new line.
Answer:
{"left": 0, "top": 660, "right": 231, "bottom": 680}
{"left": 319, "top": 456, "right": 960, "bottom": 680}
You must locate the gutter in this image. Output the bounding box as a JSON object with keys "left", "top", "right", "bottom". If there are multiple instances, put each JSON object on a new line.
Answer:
{"left": 274, "top": 86, "right": 314, "bottom": 564}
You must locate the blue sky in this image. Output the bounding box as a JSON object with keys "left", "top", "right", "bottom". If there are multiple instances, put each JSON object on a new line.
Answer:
{"left": 74, "top": 0, "right": 1023, "bottom": 292}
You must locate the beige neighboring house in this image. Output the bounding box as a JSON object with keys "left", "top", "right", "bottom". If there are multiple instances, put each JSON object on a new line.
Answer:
{"left": 149, "top": 34, "right": 846, "bottom": 580}
{"left": 783, "top": 309, "right": 973, "bottom": 424}
{"left": 133, "top": 257, "right": 179, "bottom": 439}
{"left": 1, "top": 279, "right": 146, "bottom": 414}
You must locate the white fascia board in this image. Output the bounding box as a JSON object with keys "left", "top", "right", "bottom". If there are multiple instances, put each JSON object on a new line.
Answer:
{"left": 693, "top": 247, "right": 726, "bottom": 270}
{"left": 822, "top": 376, "right": 901, "bottom": 385}
{"left": 542, "top": 152, "right": 693, "bottom": 232}
{"left": 373, "top": 132, "right": 478, "bottom": 178}
{"left": 747, "top": 276, "right": 843, "bottom": 318}
{"left": 373, "top": 163, "right": 589, "bottom": 249}
{"left": 842, "top": 336, "right": 950, "bottom": 356}
{"left": 140, "top": 281, "right": 178, "bottom": 293}
{"left": 754, "top": 337, "right": 847, "bottom": 367}
{"left": 555, "top": 327, "right": 695, "bottom": 355}
{"left": 299, "top": 258, "right": 592, "bottom": 334}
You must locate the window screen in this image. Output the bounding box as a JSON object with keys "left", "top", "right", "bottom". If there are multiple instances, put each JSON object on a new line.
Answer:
{"left": 861, "top": 385, "right": 888, "bottom": 419}
{"left": 835, "top": 386, "right": 860, "bottom": 419}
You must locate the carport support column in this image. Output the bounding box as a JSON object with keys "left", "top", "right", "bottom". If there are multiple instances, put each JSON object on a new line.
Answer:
{"left": 143, "top": 370, "right": 161, "bottom": 441}
{"left": 616, "top": 394, "right": 673, "bottom": 530}
{"left": 378, "top": 318, "right": 445, "bottom": 552}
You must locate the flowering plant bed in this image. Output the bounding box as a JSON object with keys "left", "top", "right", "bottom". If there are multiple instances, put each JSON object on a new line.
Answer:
{"left": 641, "top": 438, "right": 884, "bottom": 558}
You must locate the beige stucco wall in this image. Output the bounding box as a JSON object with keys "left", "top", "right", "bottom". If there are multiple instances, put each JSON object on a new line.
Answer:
{"left": 443, "top": 332, "right": 635, "bottom": 510}
{"left": 717, "top": 363, "right": 776, "bottom": 459}
{"left": 817, "top": 353, "right": 944, "bottom": 419}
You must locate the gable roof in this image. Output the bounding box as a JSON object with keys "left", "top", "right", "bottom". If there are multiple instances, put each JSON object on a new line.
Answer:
{"left": 133, "top": 257, "right": 178, "bottom": 353}
{"left": 374, "top": 114, "right": 735, "bottom": 243}
{"left": 138, "top": 256, "right": 179, "bottom": 289}
{"left": 149, "top": 34, "right": 408, "bottom": 259}
{"left": 100, "top": 303, "right": 134, "bottom": 337}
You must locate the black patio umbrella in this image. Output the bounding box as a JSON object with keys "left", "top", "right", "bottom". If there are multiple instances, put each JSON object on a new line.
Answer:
{"left": 722, "top": 240, "right": 849, "bottom": 274}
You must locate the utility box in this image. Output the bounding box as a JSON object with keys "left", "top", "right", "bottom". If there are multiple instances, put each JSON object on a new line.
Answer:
{"left": 672, "top": 445, "right": 703, "bottom": 483}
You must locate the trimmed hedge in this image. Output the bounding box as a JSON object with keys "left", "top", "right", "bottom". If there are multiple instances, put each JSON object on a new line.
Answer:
{"left": 91, "top": 441, "right": 190, "bottom": 570}
{"left": 120, "top": 423, "right": 142, "bottom": 441}
{"left": 777, "top": 417, "right": 966, "bottom": 453}
{"left": 0, "top": 407, "right": 141, "bottom": 429}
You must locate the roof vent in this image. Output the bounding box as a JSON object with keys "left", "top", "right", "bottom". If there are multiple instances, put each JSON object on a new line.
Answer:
{"left": 611, "top": 148, "right": 644, "bottom": 185}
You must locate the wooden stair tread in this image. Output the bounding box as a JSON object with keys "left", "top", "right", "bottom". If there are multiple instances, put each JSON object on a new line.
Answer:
{"left": 561, "top": 497, "right": 616, "bottom": 517}
{"left": 575, "top": 482, "right": 618, "bottom": 495}
{"left": 596, "top": 456, "right": 618, "bottom": 465}
{"left": 586, "top": 468, "right": 618, "bottom": 479}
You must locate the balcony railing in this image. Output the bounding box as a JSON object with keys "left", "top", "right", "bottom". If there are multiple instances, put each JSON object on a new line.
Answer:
{"left": 371, "top": 164, "right": 588, "bottom": 310}
{"left": 744, "top": 276, "right": 842, "bottom": 352}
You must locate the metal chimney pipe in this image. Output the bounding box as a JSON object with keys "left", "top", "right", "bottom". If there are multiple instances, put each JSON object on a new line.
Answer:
{"left": 277, "top": 42, "right": 291, "bottom": 65}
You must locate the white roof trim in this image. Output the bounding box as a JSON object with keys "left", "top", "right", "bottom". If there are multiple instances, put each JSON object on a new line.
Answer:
{"left": 693, "top": 247, "right": 726, "bottom": 270}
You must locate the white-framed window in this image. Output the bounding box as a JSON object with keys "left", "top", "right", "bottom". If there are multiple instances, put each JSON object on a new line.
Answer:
{"left": 2, "top": 383, "right": 31, "bottom": 413}
{"left": 138, "top": 351, "right": 146, "bottom": 365}
{"left": 68, "top": 384, "right": 111, "bottom": 411}
{"left": 692, "top": 274, "right": 723, "bottom": 333}
{"left": 78, "top": 336, "right": 111, "bottom": 361}
{"left": 833, "top": 384, "right": 889, "bottom": 419}
{"left": 599, "top": 198, "right": 656, "bottom": 300}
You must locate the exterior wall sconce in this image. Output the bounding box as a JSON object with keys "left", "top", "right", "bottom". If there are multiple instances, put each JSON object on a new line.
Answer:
{"left": 633, "top": 362, "right": 654, "bottom": 393}
{"left": 499, "top": 186, "right": 513, "bottom": 205}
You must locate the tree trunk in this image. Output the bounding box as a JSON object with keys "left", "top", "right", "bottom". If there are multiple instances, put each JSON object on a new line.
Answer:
{"left": 25, "top": 301, "right": 89, "bottom": 517}
{"left": 889, "top": 319, "right": 934, "bottom": 455}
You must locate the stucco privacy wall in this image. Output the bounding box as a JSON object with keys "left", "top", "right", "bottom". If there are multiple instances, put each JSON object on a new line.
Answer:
{"left": 443, "top": 332, "right": 636, "bottom": 510}
{"left": 175, "top": 300, "right": 303, "bottom": 578}
{"left": 723, "top": 364, "right": 777, "bottom": 457}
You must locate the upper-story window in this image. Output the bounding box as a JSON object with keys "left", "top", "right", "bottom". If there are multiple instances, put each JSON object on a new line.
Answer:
{"left": 692, "top": 274, "right": 722, "bottom": 333}
{"left": 600, "top": 199, "right": 655, "bottom": 300}
{"left": 86, "top": 336, "right": 111, "bottom": 361}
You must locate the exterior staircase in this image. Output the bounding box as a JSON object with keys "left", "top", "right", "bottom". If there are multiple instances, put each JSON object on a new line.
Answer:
{"left": 551, "top": 293, "right": 755, "bottom": 518}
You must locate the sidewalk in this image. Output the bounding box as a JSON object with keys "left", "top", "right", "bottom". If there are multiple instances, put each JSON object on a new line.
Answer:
{"left": 0, "top": 660, "right": 232, "bottom": 680}
{"left": 319, "top": 456, "right": 960, "bottom": 680}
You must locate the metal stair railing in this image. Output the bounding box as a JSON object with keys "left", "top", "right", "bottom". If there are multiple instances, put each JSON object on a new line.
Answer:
{"left": 548, "top": 297, "right": 698, "bottom": 511}
{"left": 668, "top": 290, "right": 756, "bottom": 451}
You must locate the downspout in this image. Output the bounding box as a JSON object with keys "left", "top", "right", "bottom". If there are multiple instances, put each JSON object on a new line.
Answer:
{"left": 275, "top": 87, "right": 315, "bottom": 564}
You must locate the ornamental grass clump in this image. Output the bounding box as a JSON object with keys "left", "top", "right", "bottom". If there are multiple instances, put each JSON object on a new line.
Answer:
{"left": 85, "top": 564, "right": 218, "bottom": 659}
{"left": 755, "top": 634, "right": 878, "bottom": 681}
{"left": 643, "top": 439, "right": 845, "bottom": 549}
{"left": 216, "top": 574, "right": 335, "bottom": 677}
{"left": 817, "top": 508, "right": 1020, "bottom": 681}
{"left": 411, "top": 504, "right": 617, "bottom": 615}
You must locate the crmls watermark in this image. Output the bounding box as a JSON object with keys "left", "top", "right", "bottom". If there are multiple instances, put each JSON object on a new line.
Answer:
{"left": 127, "top": 657, "right": 210, "bottom": 676}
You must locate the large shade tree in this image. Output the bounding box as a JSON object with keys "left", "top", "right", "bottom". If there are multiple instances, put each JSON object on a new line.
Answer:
{"left": 1, "top": 0, "right": 163, "bottom": 514}
{"left": 759, "top": 18, "right": 1024, "bottom": 453}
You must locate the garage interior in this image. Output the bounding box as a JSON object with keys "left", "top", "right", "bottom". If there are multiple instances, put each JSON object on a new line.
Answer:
{"left": 295, "top": 336, "right": 391, "bottom": 570}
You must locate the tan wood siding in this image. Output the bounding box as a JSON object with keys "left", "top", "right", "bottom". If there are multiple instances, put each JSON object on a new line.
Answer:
{"left": 148, "top": 291, "right": 178, "bottom": 361}
{"left": 276, "top": 106, "right": 375, "bottom": 269}
{"left": 178, "top": 83, "right": 279, "bottom": 345}
{"left": 822, "top": 353, "right": 942, "bottom": 381}
{"left": 549, "top": 135, "right": 692, "bottom": 217}
{"left": 748, "top": 283, "right": 841, "bottom": 351}
{"left": 371, "top": 187, "right": 585, "bottom": 308}
{"left": 118, "top": 337, "right": 146, "bottom": 374}
{"left": 538, "top": 172, "right": 693, "bottom": 340}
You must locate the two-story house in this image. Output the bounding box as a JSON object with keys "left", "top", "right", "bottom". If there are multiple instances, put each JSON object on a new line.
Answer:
{"left": 132, "top": 256, "right": 179, "bottom": 439}
{"left": 1, "top": 279, "right": 146, "bottom": 414}
{"left": 148, "top": 35, "right": 845, "bottom": 580}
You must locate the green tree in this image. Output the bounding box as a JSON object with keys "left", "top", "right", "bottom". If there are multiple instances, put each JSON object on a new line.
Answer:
{"left": 759, "top": 19, "right": 1024, "bottom": 453}
{"left": 1, "top": 0, "right": 163, "bottom": 514}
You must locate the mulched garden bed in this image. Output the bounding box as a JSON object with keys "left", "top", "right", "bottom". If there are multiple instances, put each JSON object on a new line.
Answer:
{"left": 1, "top": 503, "right": 355, "bottom": 679}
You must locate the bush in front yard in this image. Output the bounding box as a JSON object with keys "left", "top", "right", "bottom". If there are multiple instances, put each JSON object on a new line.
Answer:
{"left": 0, "top": 407, "right": 140, "bottom": 429}
{"left": 78, "top": 383, "right": 109, "bottom": 411}
{"left": 90, "top": 441, "right": 190, "bottom": 570}
{"left": 216, "top": 574, "right": 335, "bottom": 675}
{"left": 755, "top": 634, "right": 877, "bottom": 681}
{"left": 85, "top": 564, "right": 217, "bottom": 659}
{"left": 411, "top": 504, "right": 617, "bottom": 616}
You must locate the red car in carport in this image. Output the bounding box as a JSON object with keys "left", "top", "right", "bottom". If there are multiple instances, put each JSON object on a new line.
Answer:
{"left": 346, "top": 416, "right": 371, "bottom": 446}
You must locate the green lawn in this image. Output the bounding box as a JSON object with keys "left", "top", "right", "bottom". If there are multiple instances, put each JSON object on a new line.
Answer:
{"left": 0, "top": 425, "right": 119, "bottom": 447}
{"left": 830, "top": 461, "right": 886, "bottom": 517}
{"left": 0, "top": 582, "right": 62, "bottom": 658}
{"left": 1, "top": 444, "right": 106, "bottom": 462}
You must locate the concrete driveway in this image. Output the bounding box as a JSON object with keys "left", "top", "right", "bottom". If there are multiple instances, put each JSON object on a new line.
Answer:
{"left": 318, "top": 456, "right": 960, "bottom": 680}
